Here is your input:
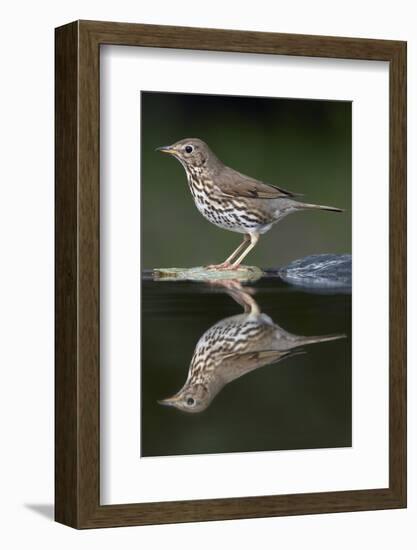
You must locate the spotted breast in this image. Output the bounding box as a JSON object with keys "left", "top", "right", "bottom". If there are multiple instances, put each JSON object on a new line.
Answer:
{"left": 187, "top": 169, "right": 273, "bottom": 235}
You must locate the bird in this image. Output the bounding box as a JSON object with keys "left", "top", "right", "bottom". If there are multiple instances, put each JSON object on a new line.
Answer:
{"left": 158, "top": 280, "right": 345, "bottom": 413}
{"left": 156, "top": 138, "right": 344, "bottom": 269}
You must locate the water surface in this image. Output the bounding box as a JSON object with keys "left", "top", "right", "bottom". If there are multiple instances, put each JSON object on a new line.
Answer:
{"left": 141, "top": 275, "right": 351, "bottom": 457}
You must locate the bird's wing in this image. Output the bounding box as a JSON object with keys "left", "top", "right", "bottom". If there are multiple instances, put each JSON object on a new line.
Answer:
{"left": 217, "top": 349, "right": 299, "bottom": 383}
{"left": 214, "top": 166, "right": 300, "bottom": 199}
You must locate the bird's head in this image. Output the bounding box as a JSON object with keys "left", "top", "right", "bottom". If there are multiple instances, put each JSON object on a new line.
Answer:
{"left": 156, "top": 138, "right": 216, "bottom": 170}
{"left": 158, "top": 383, "right": 211, "bottom": 413}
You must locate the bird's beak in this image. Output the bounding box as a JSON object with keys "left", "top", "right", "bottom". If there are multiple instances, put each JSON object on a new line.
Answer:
{"left": 155, "top": 145, "right": 177, "bottom": 155}
{"left": 157, "top": 396, "right": 179, "bottom": 407}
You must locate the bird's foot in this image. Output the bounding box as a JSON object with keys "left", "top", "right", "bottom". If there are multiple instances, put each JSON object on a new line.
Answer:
{"left": 205, "top": 261, "right": 234, "bottom": 270}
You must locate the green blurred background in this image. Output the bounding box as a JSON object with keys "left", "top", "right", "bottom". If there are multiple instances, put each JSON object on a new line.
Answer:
{"left": 141, "top": 92, "right": 351, "bottom": 268}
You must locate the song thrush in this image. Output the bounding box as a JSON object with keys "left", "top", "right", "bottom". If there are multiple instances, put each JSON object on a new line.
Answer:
{"left": 158, "top": 281, "right": 345, "bottom": 413}
{"left": 157, "top": 138, "right": 343, "bottom": 269}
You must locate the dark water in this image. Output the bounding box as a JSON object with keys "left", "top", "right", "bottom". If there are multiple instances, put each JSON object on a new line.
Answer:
{"left": 141, "top": 276, "right": 351, "bottom": 457}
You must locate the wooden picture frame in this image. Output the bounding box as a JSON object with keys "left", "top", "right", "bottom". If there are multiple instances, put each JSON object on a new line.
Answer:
{"left": 55, "top": 20, "right": 406, "bottom": 528}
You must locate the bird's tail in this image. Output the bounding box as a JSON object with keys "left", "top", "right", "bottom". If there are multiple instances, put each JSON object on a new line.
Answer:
{"left": 299, "top": 201, "right": 344, "bottom": 213}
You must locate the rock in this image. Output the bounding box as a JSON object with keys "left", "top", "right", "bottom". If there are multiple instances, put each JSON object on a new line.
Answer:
{"left": 277, "top": 254, "right": 351, "bottom": 291}
{"left": 151, "top": 255, "right": 351, "bottom": 290}
{"left": 153, "top": 265, "right": 264, "bottom": 283}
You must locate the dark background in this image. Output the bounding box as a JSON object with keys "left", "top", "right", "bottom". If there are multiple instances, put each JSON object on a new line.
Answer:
{"left": 141, "top": 91, "right": 351, "bottom": 269}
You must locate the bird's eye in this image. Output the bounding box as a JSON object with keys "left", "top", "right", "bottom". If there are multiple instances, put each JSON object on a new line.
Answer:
{"left": 185, "top": 145, "right": 193, "bottom": 154}
{"left": 186, "top": 397, "right": 195, "bottom": 406}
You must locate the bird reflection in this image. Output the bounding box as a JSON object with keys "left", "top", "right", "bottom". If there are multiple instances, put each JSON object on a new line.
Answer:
{"left": 159, "top": 281, "right": 345, "bottom": 413}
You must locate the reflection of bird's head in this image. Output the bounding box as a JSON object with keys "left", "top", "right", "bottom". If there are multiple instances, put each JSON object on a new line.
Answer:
{"left": 156, "top": 138, "right": 218, "bottom": 170}
{"left": 158, "top": 383, "right": 211, "bottom": 413}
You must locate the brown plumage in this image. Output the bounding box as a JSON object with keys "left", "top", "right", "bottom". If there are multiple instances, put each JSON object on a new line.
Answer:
{"left": 211, "top": 166, "right": 299, "bottom": 200}
{"left": 157, "top": 138, "right": 343, "bottom": 269}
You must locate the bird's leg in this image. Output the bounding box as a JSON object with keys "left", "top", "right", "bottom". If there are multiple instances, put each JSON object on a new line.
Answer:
{"left": 209, "top": 281, "right": 259, "bottom": 313}
{"left": 227, "top": 287, "right": 260, "bottom": 315}
{"left": 231, "top": 233, "right": 260, "bottom": 268}
{"left": 223, "top": 235, "right": 251, "bottom": 264}
{"left": 206, "top": 235, "right": 251, "bottom": 270}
